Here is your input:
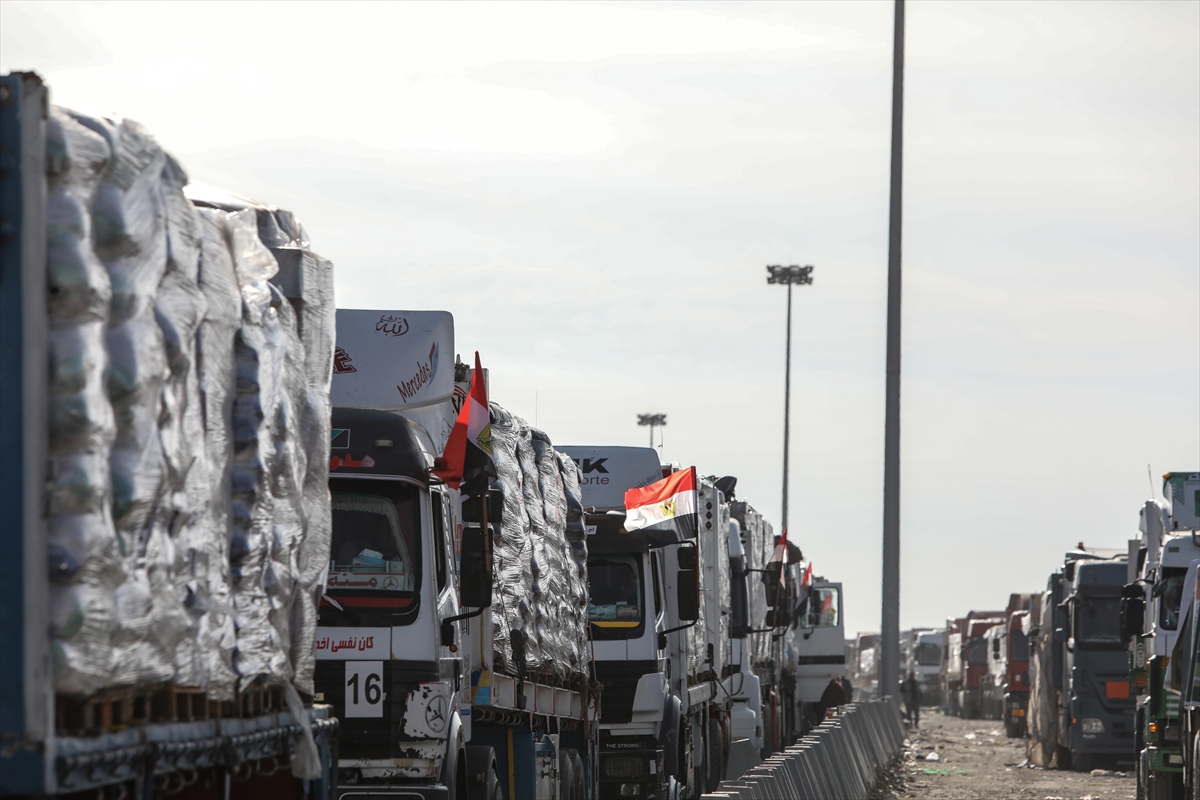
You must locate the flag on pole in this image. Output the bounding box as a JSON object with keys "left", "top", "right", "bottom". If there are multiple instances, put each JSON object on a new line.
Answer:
{"left": 432, "top": 351, "right": 497, "bottom": 496}
{"left": 769, "top": 528, "right": 791, "bottom": 587}
{"left": 623, "top": 466, "right": 698, "bottom": 541}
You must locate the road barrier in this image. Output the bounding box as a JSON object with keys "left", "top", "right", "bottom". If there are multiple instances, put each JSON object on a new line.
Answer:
{"left": 704, "top": 699, "right": 906, "bottom": 800}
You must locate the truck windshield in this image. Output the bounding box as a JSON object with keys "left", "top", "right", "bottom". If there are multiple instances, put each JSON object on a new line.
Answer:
{"left": 1160, "top": 568, "right": 1187, "bottom": 631}
{"left": 914, "top": 642, "right": 940, "bottom": 666}
{"left": 802, "top": 587, "right": 840, "bottom": 628}
{"left": 1009, "top": 629, "right": 1030, "bottom": 661}
{"left": 588, "top": 554, "right": 644, "bottom": 639}
{"left": 967, "top": 638, "right": 988, "bottom": 665}
{"left": 329, "top": 482, "right": 421, "bottom": 594}
{"left": 1075, "top": 596, "right": 1121, "bottom": 645}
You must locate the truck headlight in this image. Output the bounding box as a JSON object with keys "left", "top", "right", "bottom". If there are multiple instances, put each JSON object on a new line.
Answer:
{"left": 1081, "top": 718, "right": 1105, "bottom": 734}
{"left": 619, "top": 784, "right": 641, "bottom": 797}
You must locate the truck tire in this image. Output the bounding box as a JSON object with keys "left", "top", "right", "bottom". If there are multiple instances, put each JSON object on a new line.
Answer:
{"left": 707, "top": 717, "right": 723, "bottom": 791}
{"left": 465, "top": 746, "right": 503, "bottom": 800}
{"left": 1192, "top": 734, "right": 1200, "bottom": 800}
{"left": 1005, "top": 721, "right": 1022, "bottom": 739}
{"left": 569, "top": 750, "right": 585, "bottom": 800}
{"left": 1072, "top": 752, "right": 1095, "bottom": 773}
{"left": 1148, "top": 770, "right": 1185, "bottom": 800}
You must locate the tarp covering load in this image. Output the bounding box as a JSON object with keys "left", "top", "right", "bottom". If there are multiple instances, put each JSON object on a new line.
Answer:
{"left": 489, "top": 404, "right": 590, "bottom": 683}
{"left": 44, "top": 105, "right": 335, "bottom": 702}
{"left": 731, "top": 501, "right": 775, "bottom": 669}
{"left": 1026, "top": 587, "right": 1058, "bottom": 767}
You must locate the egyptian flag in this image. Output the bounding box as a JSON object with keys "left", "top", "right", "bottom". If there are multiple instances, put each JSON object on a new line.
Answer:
{"left": 623, "top": 466, "right": 697, "bottom": 542}
{"left": 432, "top": 352, "right": 496, "bottom": 496}
{"left": 769, "top": 528, "right": 791, "bottom": 587}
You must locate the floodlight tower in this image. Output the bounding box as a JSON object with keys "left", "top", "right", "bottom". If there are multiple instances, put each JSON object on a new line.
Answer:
{"left": 637, "top": 413, "right": 666, "bottom": 448}
{"left": 766, "top": 264, "right": 814, "bottom": 535}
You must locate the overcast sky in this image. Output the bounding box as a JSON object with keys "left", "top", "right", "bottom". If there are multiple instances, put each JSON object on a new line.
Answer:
{"left": 4, "top": 0, "right": 1197, "bottom": 635}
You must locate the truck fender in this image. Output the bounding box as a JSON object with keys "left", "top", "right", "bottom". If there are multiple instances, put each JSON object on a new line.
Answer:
{"left": 662, "top": 694, "right": 683, "bottom": 780}
{"left": 440, "top": 709, "right": 466, "bottom": 800}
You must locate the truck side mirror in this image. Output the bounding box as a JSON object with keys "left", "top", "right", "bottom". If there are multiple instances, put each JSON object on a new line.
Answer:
{"left": 1120, "top": 596, "right": 1145, "bottom": 642}
{"left": 677, "top": 569, "right": 699, "bottom": 622}
{"left": 460, "top": 517, "right": 493, "bottom": 609}
{"left": 461, "top": 490, "right": 504, "bottom": 526}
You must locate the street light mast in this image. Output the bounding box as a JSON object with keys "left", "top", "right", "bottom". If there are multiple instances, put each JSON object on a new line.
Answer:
{"left": 637, "top": 413, "right": 667, "bottom": 449}
{"left": 766, "top": 264, "right": 814, "bottom": 535}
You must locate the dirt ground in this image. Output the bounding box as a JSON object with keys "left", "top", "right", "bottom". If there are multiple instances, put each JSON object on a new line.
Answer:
{"left": 872, "top": 712, "right": 1136, "bottom": 800}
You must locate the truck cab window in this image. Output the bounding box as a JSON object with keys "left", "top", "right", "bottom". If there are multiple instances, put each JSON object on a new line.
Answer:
{"left": 1009, "top": 629, "right": 1030, "bottom": 661}
{"left": 1159, "top": 568, "right": 1187, "bottom": 630}
{"left": 915, "top": 642, "right": 940, "bottom": 666}
{"left": 1074, "top": 596, "right": 1121, "bottom": 645}
{"left": 431, "top": 489, "right": 447, "bottom": 593}
{"left": 588, "top": 554, "right": 645, "bottom": 640}
{"left": 802, "top": 587, "right": 840, "bottom": 628}
{"left": 330, "top": 481, "right": 421, "bottom": 594}
{"left": 650, "top": 551, "right": 662, "bottom": 616}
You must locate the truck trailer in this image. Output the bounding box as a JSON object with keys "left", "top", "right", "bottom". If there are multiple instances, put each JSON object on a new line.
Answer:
{"left": 1, "top": 73, "right": 339, "bottom": 797}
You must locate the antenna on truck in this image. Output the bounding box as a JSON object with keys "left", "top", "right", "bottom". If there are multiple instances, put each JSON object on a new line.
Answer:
{"left": 1147, "top": 464, "right": 1156, "bottom": 499}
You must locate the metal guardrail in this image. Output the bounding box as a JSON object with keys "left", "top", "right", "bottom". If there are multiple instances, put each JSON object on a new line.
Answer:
{"left": 703, "top": 698, "right": 906, "bottom": 800}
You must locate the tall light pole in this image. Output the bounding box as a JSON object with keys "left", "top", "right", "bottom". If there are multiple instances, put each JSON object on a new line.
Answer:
{"left": 637, "top": 413, "right": 666, "bottom": 448}
{"left": 880, "top": 0, "right": 906, "bottom": 700}
{"left": 766, "top": 265, "right": 814, "bottom": 535}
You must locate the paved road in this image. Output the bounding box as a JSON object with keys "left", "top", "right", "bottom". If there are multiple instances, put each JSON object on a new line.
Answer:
{"left": 875, "top": 712, "right": 1136, "bottom": 800}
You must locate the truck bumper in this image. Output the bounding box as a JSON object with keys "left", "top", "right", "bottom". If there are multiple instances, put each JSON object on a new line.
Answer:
{"left": 1003, "top": 692, "right": 1029, "bottom": 727}
{"left": 336, "top": 785, "right": 448, "bottom": 800}
{"left": 1147, "top": 745, "right": 1185, "bottom": 774}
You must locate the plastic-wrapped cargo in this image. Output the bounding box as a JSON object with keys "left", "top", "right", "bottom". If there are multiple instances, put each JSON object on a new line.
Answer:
{"left": 489, "top": 404, "right": 590, "bottom": 683}
{"left": 44, "top": 108, "right": 122, "bottom": 695}
{"left": 42, "top": 106, "right": 335, "bottom": 705}
{"left": 731, "top": 501, "right": 775, "bottom": 670}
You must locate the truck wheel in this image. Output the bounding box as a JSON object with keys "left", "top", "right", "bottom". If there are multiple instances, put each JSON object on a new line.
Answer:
{"left": 1055, "top": 744, "right": 1072, "bottom": 771}
{"left": 1005, "top": 721, "right": 1021, "bottom": 739}
{"left": 569, "top": 750, "right": 585, "bottom": 800}
{"left": 1072, "top": 752, "right": 1094, "bottom": 773}
{"left": 1148, "top": 770, "right": 1185, "bottom": 800}
{"left": 707, "top": 718, "right": 723, "bottom": 791}
{"left": 1192, "top": 734, "right": 1200, "bottom": 800}
{"left": 466, "top": 746, "right": 503, "bottom": 800}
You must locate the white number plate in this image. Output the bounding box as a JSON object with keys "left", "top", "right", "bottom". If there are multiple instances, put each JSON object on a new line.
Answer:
{"left": 345, "top": 661, "right": 384, "bottom": 718}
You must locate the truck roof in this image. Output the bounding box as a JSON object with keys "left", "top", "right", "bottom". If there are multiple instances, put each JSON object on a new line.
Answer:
{"left": 557, "top": 445, "right": 662, "bottom": 512}
{"left": 967, "top": 618, "right": 1003, "bottom": 637}
{"left": 330, "top": 407, "right": 430, "bottom": 484}
{"left": 1072, "top": 559, "right": 1128, "bottom": 591}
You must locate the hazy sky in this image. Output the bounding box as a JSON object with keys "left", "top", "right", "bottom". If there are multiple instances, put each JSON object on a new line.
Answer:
{"left": 4, "top": 1, "right": 1197, "bottom": 635}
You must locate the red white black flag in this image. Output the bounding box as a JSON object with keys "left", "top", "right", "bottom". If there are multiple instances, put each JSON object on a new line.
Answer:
{"left": 623, "top": 466, "right": 698, "bottom": 541}
{"left": 432, "top": 352, "right": 496, "bottom": 496}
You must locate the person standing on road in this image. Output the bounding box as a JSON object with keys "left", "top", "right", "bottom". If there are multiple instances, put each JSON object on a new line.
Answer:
{"left": 902, "top": 670, "right": 922, "bottom": 728}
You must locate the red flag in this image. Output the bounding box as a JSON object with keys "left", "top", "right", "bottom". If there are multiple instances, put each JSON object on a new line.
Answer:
{"left": 432, "top": 352, "right": 496, "bottom": 495}
{"left": 770, "top": 528, "right": 790, "bottom": 587}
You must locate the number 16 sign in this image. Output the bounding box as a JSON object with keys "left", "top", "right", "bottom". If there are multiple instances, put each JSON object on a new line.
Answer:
{"left": 345, "top": 661, "right": 384, "bottom": 718}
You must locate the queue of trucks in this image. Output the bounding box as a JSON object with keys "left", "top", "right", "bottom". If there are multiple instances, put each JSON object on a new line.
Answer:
{"left": 1, "top": 73, "right": 855, "bottom": 800}
{"left": 855, "top": 471, "right": 1198, "bottom": 796}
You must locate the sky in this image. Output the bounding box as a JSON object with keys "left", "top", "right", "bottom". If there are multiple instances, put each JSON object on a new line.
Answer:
{"left": 3, "top": 0, "right": 1198, "bottom": 636}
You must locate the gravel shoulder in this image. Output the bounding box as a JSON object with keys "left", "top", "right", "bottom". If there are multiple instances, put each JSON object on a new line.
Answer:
{"left": 873, "top": 712, "right": 1135, "bottom": 800}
